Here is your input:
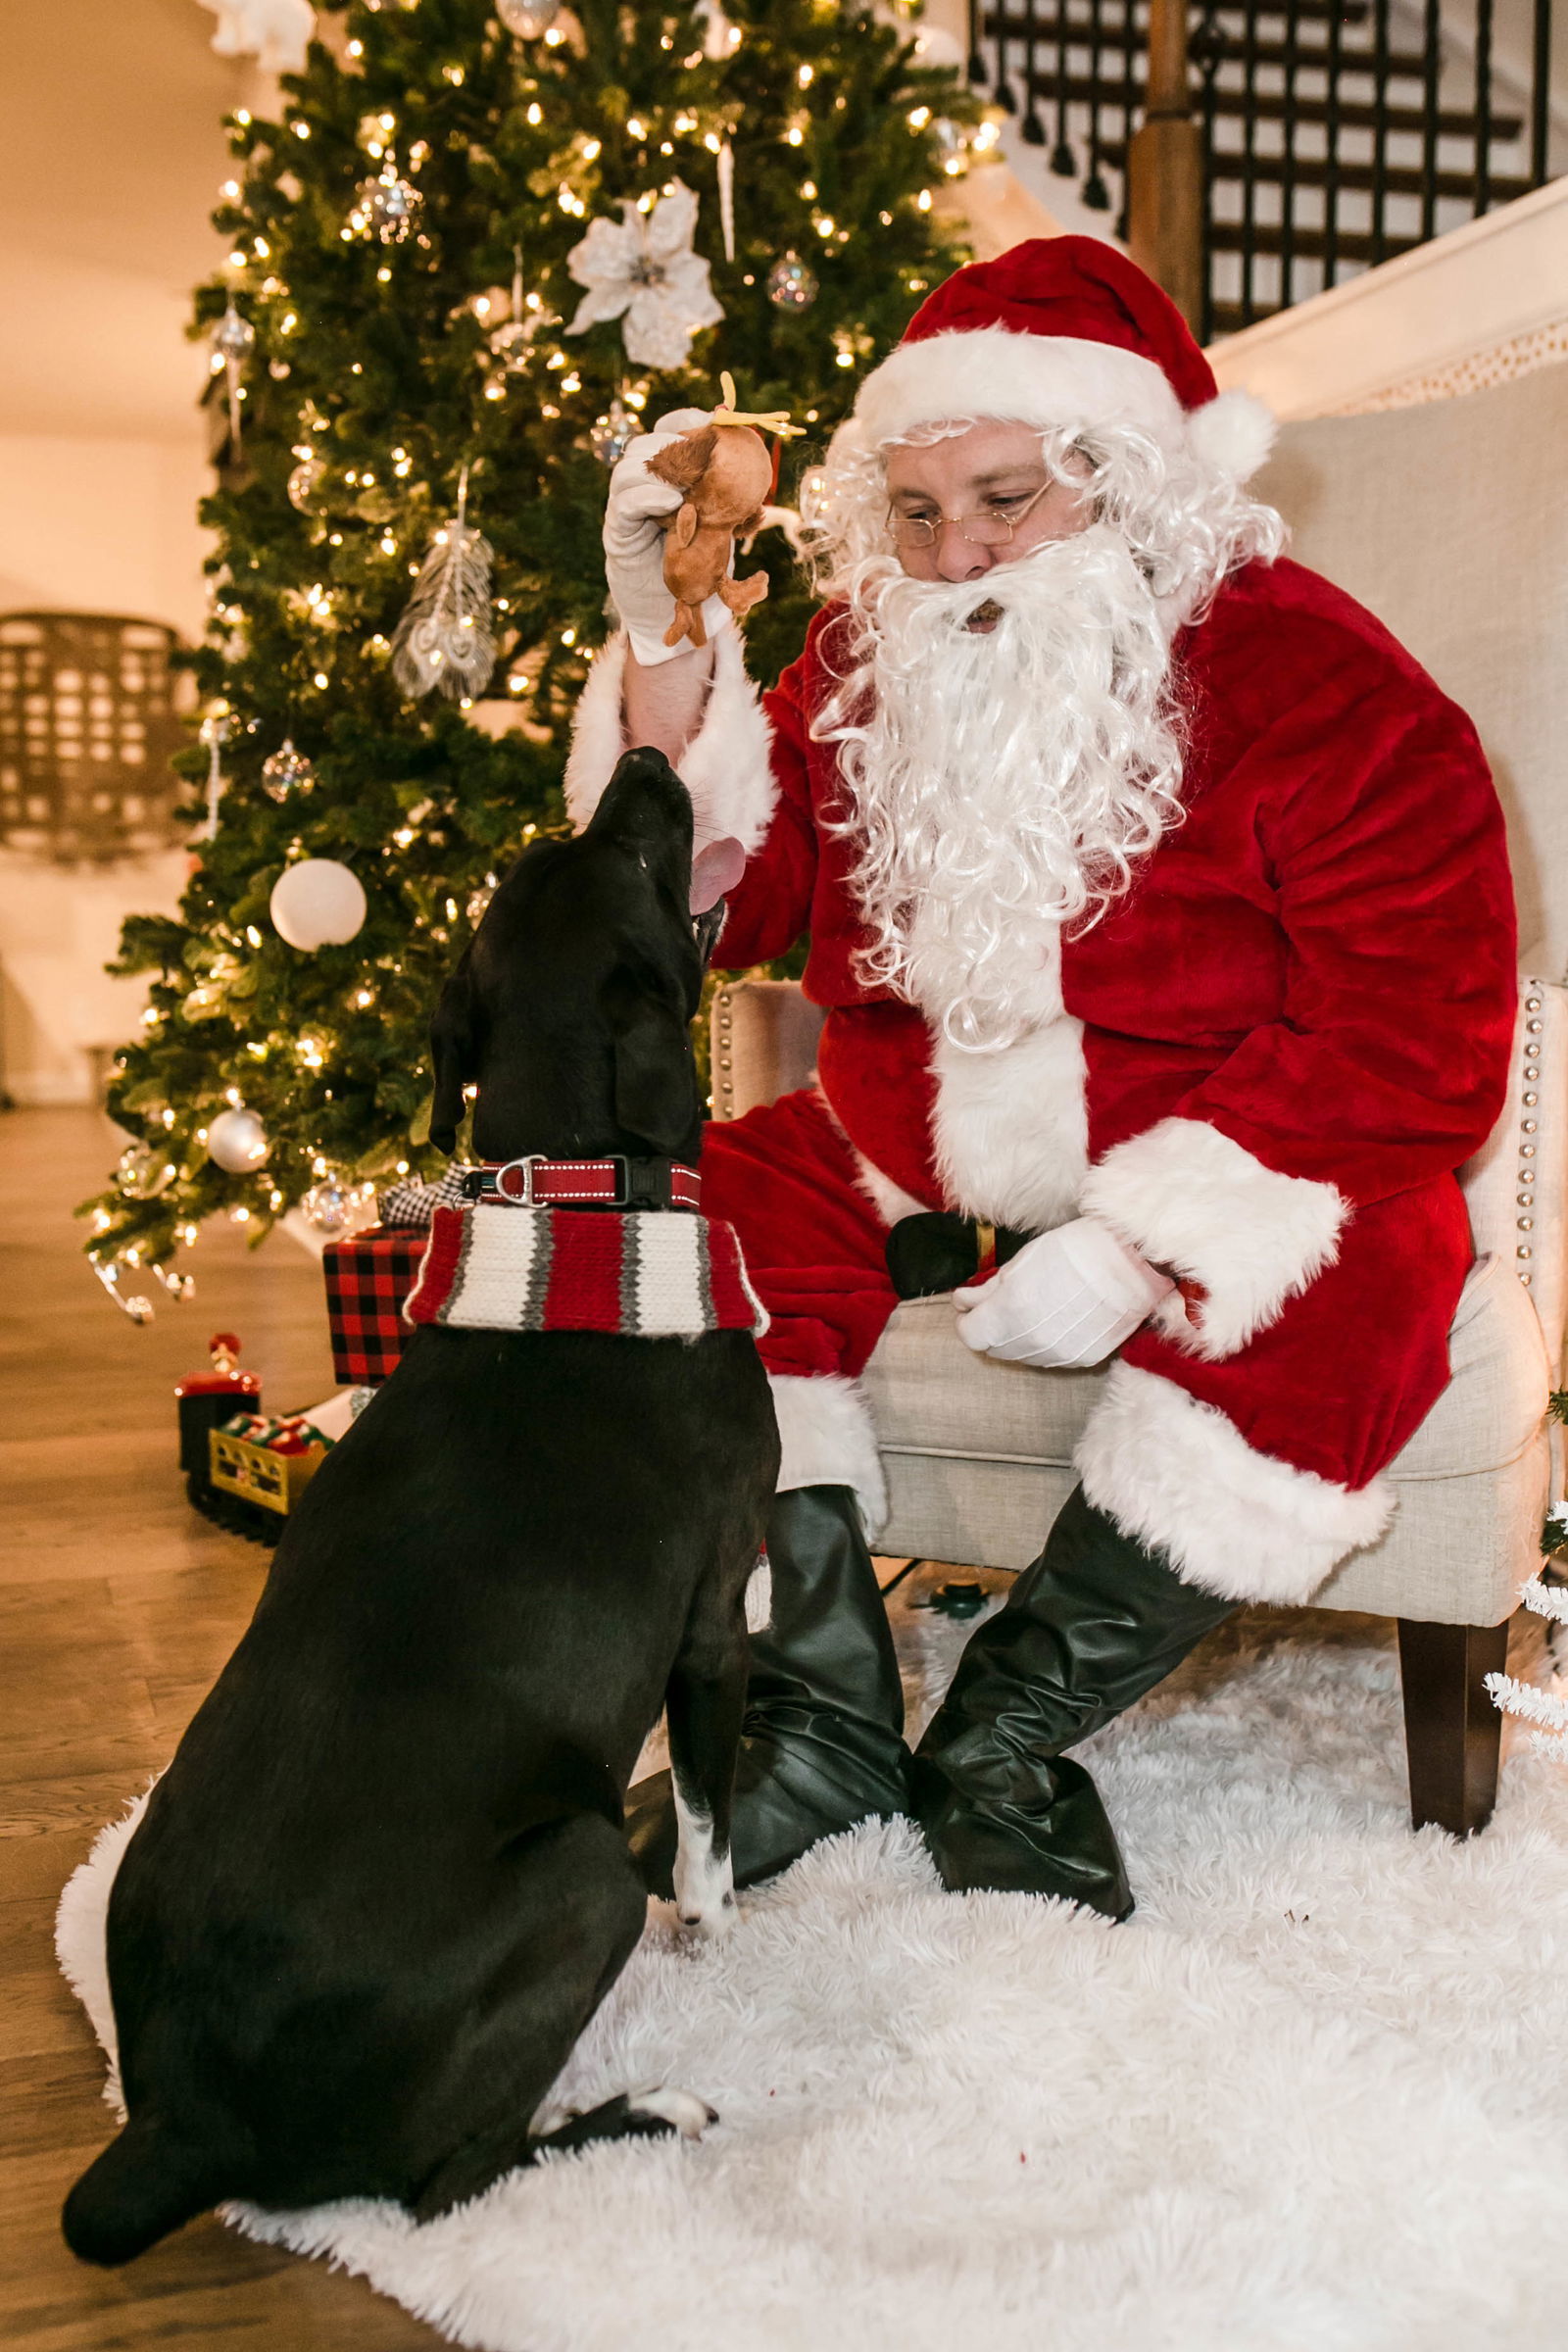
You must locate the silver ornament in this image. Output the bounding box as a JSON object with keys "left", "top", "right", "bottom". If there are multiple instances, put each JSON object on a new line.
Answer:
{"left": 354, "top": 163, "right": 421, "bottom": 245}
{"left": 497, "top": 0, "right": 561, "bottom": 34}
{"left": 391, "top": 466, "right": 496, "bottom": 702}
{"left": 487, "top": 313, "right": 548, "bottom": 372}
{"left": 207, "top": 1105, "right": 270, "bottom": 1173}
{"left": 930, "top": 118, "right": 967, "bottom": 165}
{"left": 766, "top": 250, "right": 818, "bottom": 311}
{"left": 197, "top": 709, "right": 231, "bottom": 841}
{"left": 260, "top": 737, "right": 315, "bottom": 801}
{"left": 211, "top": 300, "right": 256, "bottom": 363}
{"left": 589, "top": 397, "right": 634, "bottom": 466}
{"left": 210, "top": 300, "right": 255, "bottom": 448}
{"left": 287, "top": 451, "right": 324, "bottom": 511}
{"left": 90, "top": 1256, "right": 155, "bottom": 1323}
{"left": 301, "top": 1178, "right": 350, "bottom": 1234}
{"left": 486, "top": 246, "right": 557, "bottom": 375}
{"left": 118, "top": 1143, "right": 175, "bottom": 1200}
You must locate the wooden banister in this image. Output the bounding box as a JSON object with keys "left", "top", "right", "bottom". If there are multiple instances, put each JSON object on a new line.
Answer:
{"left": 1126, "top": 0, "right": 1204, "bottom": 330}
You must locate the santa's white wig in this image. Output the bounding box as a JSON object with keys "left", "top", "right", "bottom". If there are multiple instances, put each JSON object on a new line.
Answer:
{"left": 800, "top": 408, "right": 1286, "bottom": 624}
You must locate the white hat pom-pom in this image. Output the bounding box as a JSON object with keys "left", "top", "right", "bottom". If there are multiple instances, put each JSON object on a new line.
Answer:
{"left": 1187, "top": 388, "right": 1277, "bottom": 482}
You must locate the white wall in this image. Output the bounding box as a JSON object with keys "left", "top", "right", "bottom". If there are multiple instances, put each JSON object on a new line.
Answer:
{"left": 0, "top": 435, "right": 211, "bottom": 640}
{"left": 0, "top": 2, "right": 247, "bottom": 1103}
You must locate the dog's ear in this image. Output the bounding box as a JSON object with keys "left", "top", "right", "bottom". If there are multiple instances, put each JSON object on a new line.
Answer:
{"left": 428, "top": 957, "right": 481, "bottom": 1156}
{"left": 645, "top": 425, "right": 717, "bottom": 495}
{"left": 610, "top": 992, "right": 695, "bottom": 1154}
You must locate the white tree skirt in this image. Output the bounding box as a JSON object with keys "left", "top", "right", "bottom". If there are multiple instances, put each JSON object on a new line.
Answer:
{"left": 58, "top": 1608, "right": 1568, "bottom": 2352}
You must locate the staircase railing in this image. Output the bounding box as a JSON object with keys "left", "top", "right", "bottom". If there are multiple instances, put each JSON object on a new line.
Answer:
{"left": 968, "top": 0, "right": 1561, "bottom": 335}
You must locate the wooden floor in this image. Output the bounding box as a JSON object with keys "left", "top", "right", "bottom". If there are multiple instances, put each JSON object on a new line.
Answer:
{"left": 0, "top": 1107, "right": 441, "bottom": 2347}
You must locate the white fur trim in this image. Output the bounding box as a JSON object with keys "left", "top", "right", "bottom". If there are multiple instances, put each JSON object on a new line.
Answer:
{"left": 564, "top": 630, "right": 777, "bottom": 857}
{"left": 744, "top": 1555, "right": 773, "bottom": 1635}
{"left": 854, "top": 328, "right": 1278, "bottom": 485}
{"left": 811, "top": 1085, "right": 926, "bottom": 1228}
{"left": 1081, "top": 1117, "right": 1347, "bottom": 1360}
{"left": 856, "top": 328, "right": 1187, "bottom": 452}
{"left": 676, "top": 627, "right": 778, "bottom": 857}
{"left": 768, "top": 1372, "right": 888, "bottom": 1540}
{"left": 56, "top": 1794, "right": 150, "bottom": 2116}
{"left": 850, "top": 1145, "right": 929, "bottom": 1229}
{"left": 1076, "top": 1361, "right": 1394, "bottom": 1604}
{"left": 931, "top": 1015, "right": 1089, "bottom": 1232}
{"left": 564, "top": 633, "right": 631, "bottom": 830}
{"left": 1187, "top": 389, "right": 1277, "bottom": 484}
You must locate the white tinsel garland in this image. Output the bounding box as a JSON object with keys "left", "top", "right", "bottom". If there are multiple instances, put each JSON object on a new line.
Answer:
{"left": 1487, "top": 1566, "right": 1568, "bottom": 1759}
{"left": 1519, "top": 1571, "right": 1568, "bottom": 1626}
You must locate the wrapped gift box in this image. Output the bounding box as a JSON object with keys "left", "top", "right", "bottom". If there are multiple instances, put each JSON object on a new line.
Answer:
{"left": 209, "top": 1411, "right": 330, "bottom": 1518}
{"left": 321, "top": 1226, "right": 428, "bottom": 1386}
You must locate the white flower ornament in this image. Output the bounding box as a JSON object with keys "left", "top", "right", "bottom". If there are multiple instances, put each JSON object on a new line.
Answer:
{"left": 197, "top": 0, "right": 315, "bottom": 73}
{"left": 564, "top": 179, "right": 725, "bottom": 372}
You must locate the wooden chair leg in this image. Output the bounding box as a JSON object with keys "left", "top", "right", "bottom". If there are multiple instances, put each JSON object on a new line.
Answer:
{"left": 1396, "top": 1617, "right": 1510, "bottom": 1837}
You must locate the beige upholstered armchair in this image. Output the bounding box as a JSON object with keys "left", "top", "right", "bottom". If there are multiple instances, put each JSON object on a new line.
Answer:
{"left": 711, "top": 361, "right": 1568, "bottom": 1839}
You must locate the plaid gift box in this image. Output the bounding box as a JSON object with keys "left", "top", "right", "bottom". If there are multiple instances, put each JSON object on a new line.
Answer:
{"left": 321, "top": 1226, "right": 428, "bottom": 1385}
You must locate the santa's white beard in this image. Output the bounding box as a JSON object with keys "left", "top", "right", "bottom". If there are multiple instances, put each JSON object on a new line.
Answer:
{"left": 821, "top": 523, "right": 1186, "bottom": 1053}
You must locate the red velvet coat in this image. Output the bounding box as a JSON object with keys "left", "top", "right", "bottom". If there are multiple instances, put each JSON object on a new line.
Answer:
{"left": 709, "top": 555, "right": 1517, "bottom": 1584}
{"left": 565, "top": 554, "right": 1517, "bottom": 1601}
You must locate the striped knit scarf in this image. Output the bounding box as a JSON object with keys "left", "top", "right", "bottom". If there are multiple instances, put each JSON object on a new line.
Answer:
{"left": 403, "top": 1202, "right": 768, "bottom": 1341}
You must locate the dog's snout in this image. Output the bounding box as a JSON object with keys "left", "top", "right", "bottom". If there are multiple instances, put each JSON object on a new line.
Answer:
{"left": 598, "top": 749, "right": 691, "bottom": 823}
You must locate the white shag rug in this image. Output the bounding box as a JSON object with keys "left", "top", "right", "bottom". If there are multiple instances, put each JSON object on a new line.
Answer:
{"left": 58, "top": 1608, "right": 1568, "bottom": 2352}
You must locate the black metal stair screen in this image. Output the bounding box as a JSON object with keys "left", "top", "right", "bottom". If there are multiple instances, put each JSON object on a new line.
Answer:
{"left": 970, "top": 1, "right": 1560, "bottom": 337}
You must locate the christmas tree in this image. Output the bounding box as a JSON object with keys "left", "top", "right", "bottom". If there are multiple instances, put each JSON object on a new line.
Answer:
{"left": 85, "top": 0, "right": 978, "bottom": 1300}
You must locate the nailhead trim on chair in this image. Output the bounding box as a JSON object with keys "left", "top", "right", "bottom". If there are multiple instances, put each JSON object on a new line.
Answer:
{"left": 1517, "top": 986, "right": 1544, "bottom": 1285}
{"left": 714, "top": 990, "right": 735, "bottom": 1120}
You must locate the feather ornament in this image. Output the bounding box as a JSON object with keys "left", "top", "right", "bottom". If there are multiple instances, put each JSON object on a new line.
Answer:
{"left": 391, "top": 466, "right": 496, "bottom": 701}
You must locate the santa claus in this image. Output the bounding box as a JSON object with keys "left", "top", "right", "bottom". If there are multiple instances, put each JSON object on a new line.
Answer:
{"left": 564, "top": 237, "right": 1517, "bottom": 1920}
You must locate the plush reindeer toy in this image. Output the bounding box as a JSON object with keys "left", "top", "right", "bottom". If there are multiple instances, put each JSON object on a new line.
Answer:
{"left": 645, "top": 376, "right": 796, "bottom": 652}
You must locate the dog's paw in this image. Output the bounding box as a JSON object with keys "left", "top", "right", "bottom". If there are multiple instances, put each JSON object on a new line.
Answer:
{"left": 531, "top": 2102, "right": 579, "bottom": 2138}
{"left": 676, "top": 1884, "right": 738, "bottom": 1941}
{"left": 628, "top": 2086, "right": 717, "bottom": 2139}
{"left": 672, "top": 1824, "right": 737, "bottom": 1941}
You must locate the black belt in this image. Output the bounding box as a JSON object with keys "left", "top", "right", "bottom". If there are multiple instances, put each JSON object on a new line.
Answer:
{"left": 885, "top": 1212, "right": 1029, "bottom": 1300}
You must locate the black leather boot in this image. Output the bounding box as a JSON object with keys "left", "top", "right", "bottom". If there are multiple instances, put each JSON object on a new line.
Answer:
{"left": 910, "top": 1485, "right": 1237, "bottom": 1920}
{"left": 625, "top": 1484, "right": 911, "bottom": 1896}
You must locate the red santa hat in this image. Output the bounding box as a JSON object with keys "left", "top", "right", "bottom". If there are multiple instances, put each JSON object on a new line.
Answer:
{"left": 852, "top": 236, "right": 1276, "bottom": 484}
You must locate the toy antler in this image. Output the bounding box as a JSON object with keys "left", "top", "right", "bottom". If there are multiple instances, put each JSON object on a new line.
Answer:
{"left": 710, "top": 371, "right": 803, "bottom": 439}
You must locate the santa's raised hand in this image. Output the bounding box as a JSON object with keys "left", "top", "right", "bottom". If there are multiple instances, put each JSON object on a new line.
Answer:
{"left": 603, "top": 409, "right": 732, "bottom": 666}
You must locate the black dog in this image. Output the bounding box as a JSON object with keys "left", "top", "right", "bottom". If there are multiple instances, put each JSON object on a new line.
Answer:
{"left": 63, "top": 751, "right": 778, "bottom": 2266}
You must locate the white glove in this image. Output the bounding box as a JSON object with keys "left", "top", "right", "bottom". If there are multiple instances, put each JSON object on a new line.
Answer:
{"left": 954, "top": 1217, "right": 1174, "bottom": 1371}
{"left": 604, "top": 407, "right": 733, "bottom": 667}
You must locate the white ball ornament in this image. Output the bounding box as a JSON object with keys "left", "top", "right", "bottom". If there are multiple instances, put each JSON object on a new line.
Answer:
{"left": 208, "top": 1106, "right": 270, "bottom": 1173}
{"left": 270, "top": 858, "right": 368, "bottom": 950}
{"left": 497, "top": 0, "right": 561, "bottom": 34}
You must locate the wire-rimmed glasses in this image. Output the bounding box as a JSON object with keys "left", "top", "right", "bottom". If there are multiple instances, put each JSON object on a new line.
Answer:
{"left": 886, "top": 478, "right": 1055, "bottom": 553}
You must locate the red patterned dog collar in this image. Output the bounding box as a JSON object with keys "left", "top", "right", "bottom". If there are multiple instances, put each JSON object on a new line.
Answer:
{"left": 462, "top": 1156, "right": 702, "bottom": 1211}
{"left": 404, "top": 1203, "right": 766, "bottom": 1340}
